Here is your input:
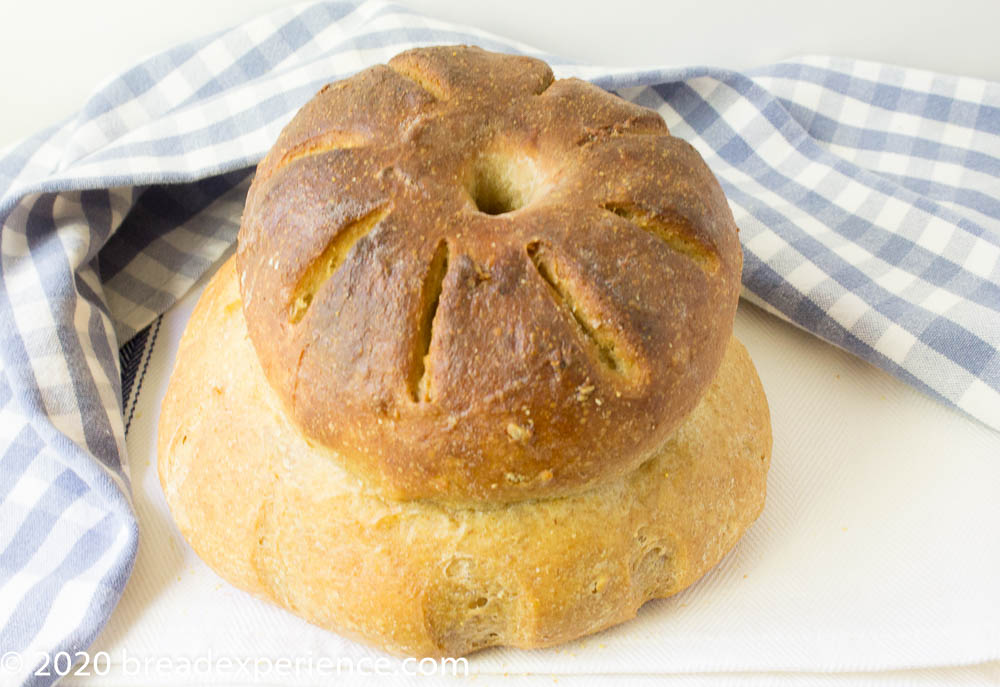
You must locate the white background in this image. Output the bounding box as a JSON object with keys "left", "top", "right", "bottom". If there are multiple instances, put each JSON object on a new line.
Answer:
{"left": 2, "top": 0, "right": 1000, "bottom": 150}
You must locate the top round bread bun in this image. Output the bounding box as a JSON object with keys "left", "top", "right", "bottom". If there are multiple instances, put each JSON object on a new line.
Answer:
{"left": 237, "top": 46, "right": 743, "bottom": 504}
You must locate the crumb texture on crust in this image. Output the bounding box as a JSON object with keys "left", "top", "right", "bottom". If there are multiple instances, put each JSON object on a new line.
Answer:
{"left": 159, "top": 257, "right": 770, "bottom": 658}
{"left": 237, "top": 46, "right": 744, "bottom": 504}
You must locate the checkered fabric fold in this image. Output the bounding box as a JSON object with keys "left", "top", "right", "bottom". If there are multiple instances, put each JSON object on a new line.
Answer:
{"left": 0, "top": 1, "right": 997, "bottom": 684}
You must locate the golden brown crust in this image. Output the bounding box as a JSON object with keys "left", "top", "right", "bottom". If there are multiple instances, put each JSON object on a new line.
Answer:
{"left": 237, "top": 46, "right": 743, "bottom": 504}
{"left": 159, "top": 257, "right": 769, "bottom": 657}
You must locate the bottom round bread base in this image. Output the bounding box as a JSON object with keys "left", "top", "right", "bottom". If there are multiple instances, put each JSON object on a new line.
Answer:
{"left": 157, "top": 256, "right": 772, "bottom": 657}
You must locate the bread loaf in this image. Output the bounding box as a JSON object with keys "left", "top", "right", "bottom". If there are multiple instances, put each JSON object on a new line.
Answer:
{"left": 159, "top": 45, "right": 771, "bottom": 657}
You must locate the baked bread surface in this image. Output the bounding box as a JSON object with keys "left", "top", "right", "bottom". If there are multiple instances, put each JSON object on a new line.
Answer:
{"left": 236, "top": 46, "right": 744, "bottom": 503}
{"left": 158, "top": 256, "right": 770, "bottom": 657}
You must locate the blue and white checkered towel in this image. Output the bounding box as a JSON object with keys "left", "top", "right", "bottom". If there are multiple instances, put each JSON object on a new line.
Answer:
{"left": 1, "top": 1, "right": 997, "bottom": 684}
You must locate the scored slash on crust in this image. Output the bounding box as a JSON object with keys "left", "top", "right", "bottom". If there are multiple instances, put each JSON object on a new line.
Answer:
{"left": 289, "top": 204, "right": 391, "bottom": 324}
{"left": 257, "top": 129, "right": 370, "bottom": 186}
{"left": 409, "top": 240, "right": 450, "bottom": 402}
{"left": 276, "top": 130, "right": 368, "bottom": 172}
{"left": 386, "top": 59, "right": 448, "bottom": 101}
{"left": 601, "top": 201, "right": 719, "bottom": 274}
{"left": 526, "top": 241, "right": 637, "bottom": 379}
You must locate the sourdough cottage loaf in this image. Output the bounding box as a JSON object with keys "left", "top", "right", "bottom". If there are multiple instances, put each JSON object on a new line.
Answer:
{"left": 158, "top": 46, "right": 772, "bottom": 657}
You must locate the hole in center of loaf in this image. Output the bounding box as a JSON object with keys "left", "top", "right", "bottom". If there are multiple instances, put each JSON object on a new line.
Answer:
{"left": 467, "top": 153, "right": 538, "bottom": 215}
